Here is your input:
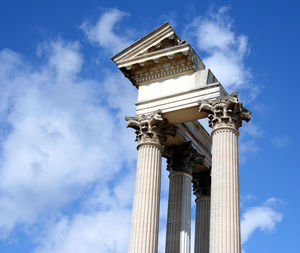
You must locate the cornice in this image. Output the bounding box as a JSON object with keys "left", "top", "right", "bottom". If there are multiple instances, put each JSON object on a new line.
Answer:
{"left": 111, "top": 22, "right": 175, "bottom": 63}
{"left": 111, "top": 22, "right": 205, "bottom": 87}
{"left": 117, "top": 43, "right": 190, "bottom": 68}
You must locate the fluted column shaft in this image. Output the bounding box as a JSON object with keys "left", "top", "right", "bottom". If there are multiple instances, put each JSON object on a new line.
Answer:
{"left": 164, "top": 143, "right": 202, "bottom": 253}
{"left": 210, "top": 128, "right": 240, "bottom": 253}
{"left": 195, "top": 196, "right": 210, "bottom": 253}
{"left": 126, "top": 112, "right": 176, "bottom": 253}
{"left": 193, "top": 170, "right": 211, "bottom": 253}
{"left": 165, "top": 172, "right": 192, "bottom": 253}
{"left": 128, "top": 142, "right": 162, "bottom": 253}
{"left": 199, "top": 92, "right": 251, "bottom": 253}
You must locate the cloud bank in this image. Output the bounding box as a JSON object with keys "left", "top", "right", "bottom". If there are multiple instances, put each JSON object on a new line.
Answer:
{"left": 80, "top": 8, "right": 133, "bottom": 54}
{"left": 241, "top": 198, "right": 283, "bottom": 245}
{"left": 0, "top": 35, "right": 136, "bottom": 242}
{"left": 184, "top": 7, "right": 259, "bottom": 101}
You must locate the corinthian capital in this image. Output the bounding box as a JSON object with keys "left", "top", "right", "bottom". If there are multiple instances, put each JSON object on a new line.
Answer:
{"left": 199, "top": 92, "right": 251, "bottom": 130}
{"left": 126, "top": 110, "right": 176, "bottom": 146}
{"left": 192, "top": 170, "right": 211, "bottom": 199}
{"left": 163, "top": 142, "right": 204, "bottom": 175}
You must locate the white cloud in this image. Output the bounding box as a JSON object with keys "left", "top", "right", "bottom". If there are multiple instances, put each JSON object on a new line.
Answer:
{"left": 0, "top": 37, "right": 136, "bottom": 240}
{"left": 241, "top": 198, "right": 283, "bottom": 245}
{"left": 271, "top": 135, "right": 290, "bottom": 148}
{"left": 33, "top": 164, "right": 136, "bottom": 253}
{"left": 158, "top": 225, "right": 167, "bottom": 253}
{"left": 241, "top": 122, "right": 263, "bottom": 138}
{"left": 184, "top": 7, "right": 259, "bottom": 101}
{"left": 34, "top": 209, "right": 131, "bottom": 253}
{"left": 184, "top": 6, "right": 263, "bottom": 163}
{"left": 38, "top": 40, "right": 83, "bottom": 77}
{"left": 34, "top": 150, "right": 167, "bottom": 253}
{"left": 238, "top": 122, "right": 263, "bottom": 161}
{"left": 0, "top": 8, "right": 141, "bottom": 251}
{"left": 80, "top": 9, "right": 133, "bottom": 53}
{"left": 240, "top": 140, "right": 259, "bottom": 154}
{"left": 102, "top": 73, "right": 137, "bottom": 122}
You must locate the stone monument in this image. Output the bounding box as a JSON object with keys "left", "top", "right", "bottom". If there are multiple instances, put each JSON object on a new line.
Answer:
{"left": 112, "top": 22, "right": 251, "bottom": 253}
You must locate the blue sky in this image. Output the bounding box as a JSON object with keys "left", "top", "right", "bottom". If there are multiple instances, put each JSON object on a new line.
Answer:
{"left": 0, "top": 1, "right": 299, "bottom": 252}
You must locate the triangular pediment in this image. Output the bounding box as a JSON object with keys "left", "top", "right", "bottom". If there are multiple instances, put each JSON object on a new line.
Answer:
{"left": 111, "top": 22, "right": 186, "bottom": 65}
{"left": 135, "top": 34, "right": 183, "bottom": 57}
{"left": 111, "top": 22, "right": 205, "bottom": 87}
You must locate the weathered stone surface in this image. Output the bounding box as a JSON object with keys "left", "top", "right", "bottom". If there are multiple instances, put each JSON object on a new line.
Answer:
{"left": 136, "top": 79, "right": 226, "bottom": 123}
{"left": 112, "top": 22, "right": 227, "bottom": 124}
{"left": 192, "top": 170, "right": 211, "bottom": 200}
{"left": 128, "top": 143, "right": 162, "bottom": 253}
{"left": 163, "top": 143, "right": 203, "bottom": 253}
{"left": 165, "top": 172, "right": 191, "bottom": 253}
{"left": 164, "top": 142, "right": 204, "bottom": 175}
{"left": 126, "top": 110, "right": 176, "bottom": 147}
{"left": 193, "top": 171, "right": 211, "bottom": 253}
{"left": 195, "top": 198, "right": 210, "bottom": 253}
{"left": 111, "top": 22, "right": 205, "bottom": 86}
{"left": 126, "top": 112, "right": 175, "bottom": 253}
{"left": 199, "top": 92, "right": 250, "bottom": 253}
{"left": 199, "top": 92, "right": 251, "bottom": 130}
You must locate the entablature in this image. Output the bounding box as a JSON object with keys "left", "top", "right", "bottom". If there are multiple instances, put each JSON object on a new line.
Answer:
{"left": 112, "top": 22, "right": 228, "bottom": 125}
{"left": 111, "top": 22, "right": 205, "bottom": 87}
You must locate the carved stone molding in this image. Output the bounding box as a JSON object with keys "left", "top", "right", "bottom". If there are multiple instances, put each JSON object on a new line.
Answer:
{"left": 163, "top": 142, "right": 204, "bottom": 175}
{"left": 199, "top": 92, "right": 251, "bottom": 132}
{"left": 126, "top": 110, "right": 176, "bottom": 147}
{"left": 111, "top": 22, "right": 206, "bottom": 87}
{"left": 192, "top": 170, "right": 211, "bottom": 200}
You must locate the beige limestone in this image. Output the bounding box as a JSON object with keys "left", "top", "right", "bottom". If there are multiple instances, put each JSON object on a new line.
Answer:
{"left": 137, "top": 69, "right": 218, "bottom": 102}
{"left": 126, "top": 112, "right": 175, "bottom": 253}
{"left": 164, "top": 143, "right": 203, "bottom": 253}
{"left": 166, "top": 172, "right": 192, "bottom": 253}
{"left": 136, "top": 82, "right": 226, "bottom": 123}
{"left": 176, "top": 121, "right": 212, "bottom": 168}
{"left": 195, "top": 197, "right": 210, "bottom": 253}
{"left": 210, "top": 127, "right": 240, "bottom": 253}
{"left": 128, "top": 143, "right": 162, "bottom": 253}
{"left": 111, "top": 22, "right": 227, "bottom": 125}
{"left": 111, "top": 22, "right": 205, "bottom": 87}
{"left": 193, "top": 171, "right": 211, "bottom": 253}
{"left": 199, "top": 92, "right": 251, "bottom": 253}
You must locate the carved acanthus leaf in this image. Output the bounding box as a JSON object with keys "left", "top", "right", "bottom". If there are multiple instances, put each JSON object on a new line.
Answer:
{"left": 126, "top": 110, "right": 176, "bottom": 145}
{"left": 199, "top": 92, "right": 251, "bottom": 130}
{"left": 192, "top": 170, "right": 211, "bottom": 198}
{"left": 163, "top": 142, "right": 204, "bottom": 175}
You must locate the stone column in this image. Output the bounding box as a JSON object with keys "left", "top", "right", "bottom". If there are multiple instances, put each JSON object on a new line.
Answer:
{"left": 126, "top": 111, "right": 175, "bottom": 253}
{"left": 199, "top": 92, "right": 251, "bottom": 253}
{"left": 192, "top": 170, "right": 211, "bottom": 253}
{"left": 164, "top": 143, "right": 202, "bottom": 253}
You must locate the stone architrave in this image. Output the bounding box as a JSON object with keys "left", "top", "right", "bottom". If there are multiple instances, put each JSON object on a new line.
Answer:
{"left": 199, "top": 92, "right": 251, "bottom": 253}
{"left": 192, "top": 170, "right": 211, "bottom": 253}
{"left": 126, "top": 111, "right": 175, "bottom": 253}
{"left": 163, "top": 143, "right": 203, "bottom": 253}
